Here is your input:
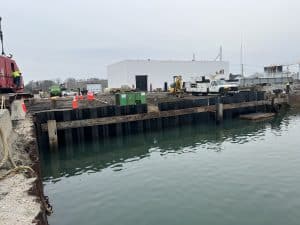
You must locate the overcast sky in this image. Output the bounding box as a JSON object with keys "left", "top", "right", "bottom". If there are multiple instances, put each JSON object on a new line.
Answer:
{"left": 1, "top": 0, "right": 300, "bottom": 82}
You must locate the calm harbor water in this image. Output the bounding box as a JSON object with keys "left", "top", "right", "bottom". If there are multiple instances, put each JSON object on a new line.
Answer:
{"left": 41, "top": 109, "right": 300, "bottom": 225}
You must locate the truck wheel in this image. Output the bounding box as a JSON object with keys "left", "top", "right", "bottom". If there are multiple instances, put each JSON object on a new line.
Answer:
{"left": 219, "top": 88, "right": 225, "bottom": 96}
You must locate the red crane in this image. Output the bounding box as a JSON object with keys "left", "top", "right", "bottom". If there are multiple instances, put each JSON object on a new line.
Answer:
{"left": 0, "top": 17, "right": 24, "bottom": 93}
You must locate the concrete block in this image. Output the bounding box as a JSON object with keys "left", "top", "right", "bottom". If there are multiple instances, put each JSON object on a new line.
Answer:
{"left": 47, "top": 120, "right": 58, "bottom": 150}
{"left": 10, "top": 100, "right": 26, "bottom": 121}
{"left": 0, "top": 109, "right": 13, "bottom": 141}
{"left": 0, "top": 109, "right": 13, "bottom": 166}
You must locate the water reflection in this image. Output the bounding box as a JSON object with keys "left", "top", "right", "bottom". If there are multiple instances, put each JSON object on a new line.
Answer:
{"left": 41, "top": 109, "right": 293, "bottom": 182}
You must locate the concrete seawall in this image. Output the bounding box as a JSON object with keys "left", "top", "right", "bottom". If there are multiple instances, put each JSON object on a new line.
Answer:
{"left": 0, "top": 109, "right": 13, "bottom": 169}
{"left": 0, "top": 109, "right": 48, "bottom": 225}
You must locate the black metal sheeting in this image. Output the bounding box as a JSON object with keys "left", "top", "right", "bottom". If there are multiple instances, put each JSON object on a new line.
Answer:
{"left": 158, "top": 98, "right": 211, "bottom": 111}
{"left": 158, "top": 91, "right": 265, "bottom": 111}
{"left": 33, "top": 104, "right": 148, "bottom": 123}
{"left": 221, "top": 91, "right": 265, "bottom": 104}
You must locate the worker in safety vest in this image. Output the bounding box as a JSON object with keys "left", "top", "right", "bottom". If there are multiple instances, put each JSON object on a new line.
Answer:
{"left": 12, "top": 70, "right": 21, "bottom": 88}
{"left": 286, "top": 82, "right": 290, "bottom": 94}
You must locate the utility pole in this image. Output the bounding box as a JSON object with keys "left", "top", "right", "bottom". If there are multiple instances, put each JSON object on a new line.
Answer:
{"left": 0, "top": 17, "right": 5, "bottom": 55}
{"left": 240, "top": 40, "right": 244, "bottom": 77}
{"left": 214, "top": 46, "right": 223, "bottom": 61}
{"left": 192, "top": 53, "right": 196, "bottom": 61}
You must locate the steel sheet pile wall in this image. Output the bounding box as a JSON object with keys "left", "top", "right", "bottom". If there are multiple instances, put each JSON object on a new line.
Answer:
{"left": 221, "top": 91, "right": 265, "bottom": 104}
{"left": 158, "top": 98, "right": 212, "bottom": 111}
{"left": 222, "top": 91, "right": 266, "bottom": 119}
{"left": 34, "top": 104, "right": 147, "bottom": 149}
{"left": 34, "top": 91, "right": 271, "bottom": 150}
{"left": 158, "top": 92, "right": 265, "bottom": 111}
{"left": 157, "top": 91, "right": 267, "bottom": 128}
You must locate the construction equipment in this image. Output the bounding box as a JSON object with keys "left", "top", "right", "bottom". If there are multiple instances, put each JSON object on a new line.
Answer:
{"left": 169, "top": 75, "right": 184, "bottom": 97}
{"left": 0, "top": 17, "right": 24, "bottom": 93}
{"left": 185, "top": 76, "right": 238, "bottom": 95}
{"left": 49, "top": 85, "right": 62, "bottom": 97}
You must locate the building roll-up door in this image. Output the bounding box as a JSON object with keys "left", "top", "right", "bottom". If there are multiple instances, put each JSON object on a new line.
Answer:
{"left": 135, "top": 75, "right": 148, "bottom": 91}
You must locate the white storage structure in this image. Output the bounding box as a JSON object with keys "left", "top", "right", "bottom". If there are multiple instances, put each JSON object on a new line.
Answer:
{"left": 107, "top": 60, "right": 229, "bottom": 91}
{"left": 87, "top": 83, "right": 102, "bottom": 94}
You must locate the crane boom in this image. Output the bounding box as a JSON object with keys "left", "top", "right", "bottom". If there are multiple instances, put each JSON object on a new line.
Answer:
{"left": 0, "top": 17, "right": 5, "bottom": 55}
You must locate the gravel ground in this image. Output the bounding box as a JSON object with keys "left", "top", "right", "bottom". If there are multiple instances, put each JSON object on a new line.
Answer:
{"left": 26, "top": 92, "right": 213, "bottom": 112}
{"left": 0, "top": 174, "right": 40, "bottom": 225}
{"left": 0, "top": 115, "right": 47, "bottom": 225}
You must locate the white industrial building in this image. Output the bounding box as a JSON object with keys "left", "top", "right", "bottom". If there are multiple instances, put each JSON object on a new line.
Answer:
{"left": 107, "top": 59, "right": 229, "bottom": 91}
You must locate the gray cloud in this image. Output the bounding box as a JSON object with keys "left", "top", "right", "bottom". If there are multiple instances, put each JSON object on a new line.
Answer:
{"left": 1, "top": 0, "right": 300, "bottom": 83}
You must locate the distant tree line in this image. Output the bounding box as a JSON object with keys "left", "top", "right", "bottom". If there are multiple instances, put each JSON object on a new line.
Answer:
{"left": 25, "top": 77, "right": 108, "bottom": 93}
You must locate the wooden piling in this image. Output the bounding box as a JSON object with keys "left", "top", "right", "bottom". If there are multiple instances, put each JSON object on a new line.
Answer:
{"left": 216, "top": 102, "right": 223, "bottom": 123}
{"left": 47, "top": 120, "right": 58, "bottom": 150}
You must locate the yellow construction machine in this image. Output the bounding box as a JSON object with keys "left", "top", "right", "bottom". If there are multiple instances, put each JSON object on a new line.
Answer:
{"left": 169, "top": 75, "right": 184, "bottom": 97}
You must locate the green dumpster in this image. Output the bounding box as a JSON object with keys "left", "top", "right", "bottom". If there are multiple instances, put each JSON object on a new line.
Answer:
{"left": 135, "top": 92, "right": 141, "bottom": 104}
{"left": 126, "top": 92, "right": 136, "bottom": 105}
{"left": 134, "top": 92, "right": 146, "bottom": 104}
{"left": 115, "top": 92, "right": 146, "bottom": 106}
{"left": 140, "top": 92, "right": 146, "bottom": 104}
{"left": 115, "top": 93, "right": 127, "bottom": 106}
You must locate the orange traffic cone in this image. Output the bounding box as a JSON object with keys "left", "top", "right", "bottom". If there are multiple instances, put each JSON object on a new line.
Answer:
{"left": 72, "top": 96, "right": 78, "bottom": 109}
{"left": 87, "top": 91, "right": 95, "bottom": 101}
{"left": 21, "top": 99, "right": 27, "bottom": 113}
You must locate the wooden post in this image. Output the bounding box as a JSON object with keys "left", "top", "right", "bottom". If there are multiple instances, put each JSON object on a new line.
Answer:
{"left": 216, "top": 102, "right": 223, "bottom": 124}
{"left": 48, "top": 120, "right": 58, "bottom": 150}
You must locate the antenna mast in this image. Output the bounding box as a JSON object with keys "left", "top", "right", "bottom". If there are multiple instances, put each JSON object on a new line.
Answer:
{"left": 298, "top": 63, "right": 300, "bottom": 80}
{"left": 240, "top": 40, "right": 244, "bottom": 76}
{"left": 214, "top": 46, "right": 223, "bottom": 61}
{"left": 0, "top": 17, "right": 5, "bottom": 55}
{"left": 192, "top": 53, "right": 195, "bottom": 61}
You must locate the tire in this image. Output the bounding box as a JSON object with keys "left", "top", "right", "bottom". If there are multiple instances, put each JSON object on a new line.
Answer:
{"left": 219, "top": 88, "right": 225, "bottom": 96}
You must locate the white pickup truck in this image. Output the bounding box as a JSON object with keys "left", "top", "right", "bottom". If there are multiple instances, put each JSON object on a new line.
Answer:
{"left": 185, "top": 79, "right": 238, "bottom": 95}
